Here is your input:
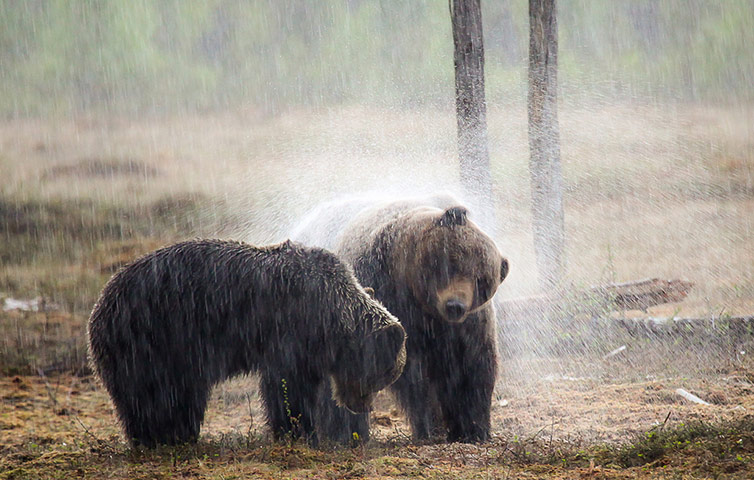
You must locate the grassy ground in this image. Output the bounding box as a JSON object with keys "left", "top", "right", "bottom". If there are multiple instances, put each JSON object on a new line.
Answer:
{"left": 2, "top": 373, "right": 754, "bottom": 479}
{"left": 1, "top": 102, "right": 753, "bottom": 477}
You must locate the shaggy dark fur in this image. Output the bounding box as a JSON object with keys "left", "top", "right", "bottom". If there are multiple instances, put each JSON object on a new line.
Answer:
{"left": 317, "top": 204, "right": 508, "bottom": 444}
{"left": 88, "top": 239, "right": 406, "bottom": 447}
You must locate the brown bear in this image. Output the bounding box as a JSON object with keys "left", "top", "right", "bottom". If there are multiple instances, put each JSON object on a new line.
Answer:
{"left": 87, "top": 239, "right": 406, "bottom": 447}
{"left": 316, "top": 202, "right": 508, "bottom": 443}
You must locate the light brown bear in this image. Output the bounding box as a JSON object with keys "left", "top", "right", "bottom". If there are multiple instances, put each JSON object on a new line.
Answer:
{"left": 316, "top": 202, "right": 508, "bottom": 444}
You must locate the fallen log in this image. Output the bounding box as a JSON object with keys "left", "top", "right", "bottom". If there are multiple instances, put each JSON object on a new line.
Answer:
{"left": 499, "top": 278, "right": 694, "bottom": 318}
{"left": 593, "top": 278, "right": 694, "bottom": 311}
{"left": 615, "top": 315, "right": 754, "bottom": 337}
{"left": 496, "top": 278, "right": 754, "bottom": 358}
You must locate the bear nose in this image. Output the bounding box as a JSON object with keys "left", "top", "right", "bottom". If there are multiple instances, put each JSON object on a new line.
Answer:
{"left": 445, "top": 300, "right": 467, "bottom": 321}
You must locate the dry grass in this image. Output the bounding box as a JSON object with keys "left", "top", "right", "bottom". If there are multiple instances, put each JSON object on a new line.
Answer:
{"left": 3, "top": 103, "right": 752, "bottom": 301}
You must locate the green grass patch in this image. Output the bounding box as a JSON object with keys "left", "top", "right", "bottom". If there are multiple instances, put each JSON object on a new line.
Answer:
{"left": 595, "top": 417, "right": 754, "bottom": 470}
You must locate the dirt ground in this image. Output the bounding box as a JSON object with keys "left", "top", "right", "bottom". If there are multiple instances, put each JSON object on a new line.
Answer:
{"left": 4, "top": 346, "right": 754, "bottom": 448}
{"left": 2, "top": 357, "right": 754, "bottom": 478}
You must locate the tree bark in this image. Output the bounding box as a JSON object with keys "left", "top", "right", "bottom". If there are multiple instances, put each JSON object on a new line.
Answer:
{"left": 528, "top": 0, "right": 564, "bottom": 290}
{"left": 451, "top": 0, "right": 494, "bottom": 230}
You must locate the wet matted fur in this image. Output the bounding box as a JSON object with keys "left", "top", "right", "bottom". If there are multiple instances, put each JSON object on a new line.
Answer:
{"left": 88, "top": 239, "right": 405, "bottom": 447}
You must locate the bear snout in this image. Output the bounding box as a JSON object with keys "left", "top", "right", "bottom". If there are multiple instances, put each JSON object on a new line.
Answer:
{"left": 444, "top": 299, "right": 468, "bottom": 322}
{"left": 435, "top": 278, "right": 474, "bottom": 323}
{"left": 343, "top": 392, "right": 375, "bottom": 414}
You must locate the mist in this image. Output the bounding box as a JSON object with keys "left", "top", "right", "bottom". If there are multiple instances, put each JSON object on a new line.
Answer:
{"left": 1, "top": 0, "right": 753, "bottom": 471}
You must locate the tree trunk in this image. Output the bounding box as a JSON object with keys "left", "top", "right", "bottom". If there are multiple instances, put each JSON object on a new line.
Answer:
{"left": 528, "top": 0, "right": 564, "bottom": 290}
{"left": 451, "top": 0, "right": 494, "bottom": 230}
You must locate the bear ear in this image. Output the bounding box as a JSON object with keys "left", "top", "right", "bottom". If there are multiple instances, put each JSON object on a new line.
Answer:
{"left": 438, "top": 206, "right": 468, "bottom": 227}
{"left": 363, "top": 287, "right": 375, "bottom": 298}
{"left": 500, "top": 258, "right": 509, "bottom": 282}
{"left": 373, "top": 323, "right": 407, "bottom": 381}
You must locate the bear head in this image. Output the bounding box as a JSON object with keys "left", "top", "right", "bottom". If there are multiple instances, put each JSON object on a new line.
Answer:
{"left": 391, "top": 206, "right": 509, "bottom": 324}
{"left": 329, "top": 285, "right": 407, "bottom": 414}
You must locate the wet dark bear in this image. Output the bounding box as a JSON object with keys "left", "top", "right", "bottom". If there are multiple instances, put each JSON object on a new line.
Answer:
{"left": 317, "top": 203, "right": 508, "bottom": 443}
{"left": 87, "top": 239, "right": 406, "bottom": 447}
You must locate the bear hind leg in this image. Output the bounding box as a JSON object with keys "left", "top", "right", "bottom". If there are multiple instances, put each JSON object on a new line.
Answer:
{"left": 119, "top": 385, "right": 209, "bottom": 447}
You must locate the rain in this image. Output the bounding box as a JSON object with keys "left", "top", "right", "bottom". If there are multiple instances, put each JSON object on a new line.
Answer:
{"left": 1, "top": 1, "right": 753, "bottom": 478}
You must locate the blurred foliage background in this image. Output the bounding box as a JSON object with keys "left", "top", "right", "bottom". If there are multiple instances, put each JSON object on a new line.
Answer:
{"left": 2, "top": 0, "right": 753, "bottom": 118}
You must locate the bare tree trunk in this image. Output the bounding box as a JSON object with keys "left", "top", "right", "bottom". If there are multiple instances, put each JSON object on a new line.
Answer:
{"left": 528, "top": 0, "right": 564, "bottom": 290}
{"left": 451, "top": 0, "right": 494, "bottom": 230}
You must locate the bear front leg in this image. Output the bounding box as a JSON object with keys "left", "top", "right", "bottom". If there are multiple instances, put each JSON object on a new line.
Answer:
{"left": 390, "top": 356, "right": 442, "bottom": 441}
{"left": 260, "top": 369, "right": 320, "bottom": 443}
{"left": 436, "top": 333, "right": 496, "bottom": 443}
{"left": 315, "top": 382, "right": 370, "bottom": 445}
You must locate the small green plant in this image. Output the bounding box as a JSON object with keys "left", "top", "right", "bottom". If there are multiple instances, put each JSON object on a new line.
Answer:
{"left": 280, "top": 378, "right": 302, "bottom": 446}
